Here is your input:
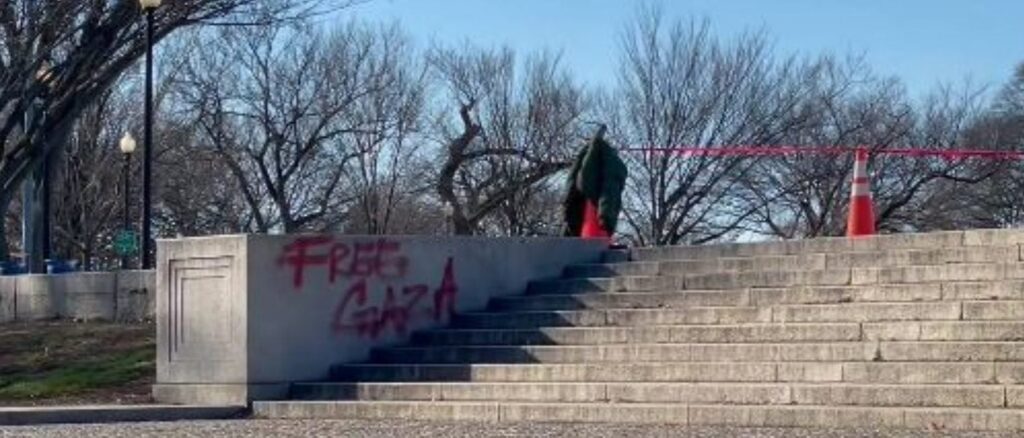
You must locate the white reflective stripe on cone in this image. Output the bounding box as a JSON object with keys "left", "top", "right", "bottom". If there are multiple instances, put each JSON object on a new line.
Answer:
{"left": 851, "top": 182, "right": 872, "bottom": 197}
{"left": 854, "top": 161, "right": 868, "bottom": 177}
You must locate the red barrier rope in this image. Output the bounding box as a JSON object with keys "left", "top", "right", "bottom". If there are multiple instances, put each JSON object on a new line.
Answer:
{"left": 625, "top": 146, "right": 1024, "bottom": 161}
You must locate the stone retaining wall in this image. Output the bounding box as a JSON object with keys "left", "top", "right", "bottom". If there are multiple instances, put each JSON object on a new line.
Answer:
{"left": 152, "top": 234, "right": 608, "bottom": 405}
{"left": 0, "top": 270, "right": 155, "bottom": 323}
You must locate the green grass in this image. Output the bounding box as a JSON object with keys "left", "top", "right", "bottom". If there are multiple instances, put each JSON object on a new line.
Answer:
{"left": 0, "top": 346, "right": 154, "bottom": 400}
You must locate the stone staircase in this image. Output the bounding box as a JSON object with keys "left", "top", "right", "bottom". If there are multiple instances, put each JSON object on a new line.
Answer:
{"left": 254, "top": 230, "right": 1024, "bottom": 431}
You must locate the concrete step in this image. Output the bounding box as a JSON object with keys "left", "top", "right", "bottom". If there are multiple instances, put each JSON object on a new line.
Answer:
{"left": 454, "top": 308, "right": 772, "bottom": 328}
{"left": 330, "top": 362, "right": 780, "bottom": 383}
{"left": 880, "top": 342, "right": 1024, "bottom": 362}
{"left": 460, "top": 301, "right": 969, "bottom": 328}
{"left": 771, "top": 302, "right": 962, "bottom": 323}
{"left": 413, "top": 323, "right": 861, "bottom": 346}
{"left": 490, "top": 290, "right": 749, "bottom": 311}
{"left": 681, "top": 264, "right": 1024, "bottom": 290}
{"left": 372, "top": 341, "right": 1024, "bottom": 364}
{"left": 963, "top": 301, "right": 1024, "bottom": 320}
{"left": 778, "top": 301, "right": 1024, "bottom": 323}
{"left": 568, "top": 246, "right": 1020, "bottom": 279}
{"left": 853, "top": 264, "right": 1024, "bottom": 285}
{"left": 829, "top": 246, "right": 1020, "bottom": 269}
{"left": 370, "top": 342, "right": 880, "bottom": 364}
{"left": 531, "top": 265, "right": 1024, "bottom": 294}
{"left": 289, "top": 381, "right": 1009, "bottom": 408}
{"left": 661, "top": 255, "right": 828, "bottom": 276}
{"left": 865, "top": 321, "right": 1024, "bottom": 341}
{"left": 526, "top": 276, "right": 676, "bottom": 295}
{"left": 752, "top": 282, "right": 1024, "bottom": 306}
{"left": 601, "top": 249, "right": 630, "bottom": 263}
{"left": 252, "top": 400, "right": 1024, "bottom": 431}
{"left": 491, "top": 282, "right": 1024, "bottom": 311}
{"left": 424, "top": 320, "right": 1024, "bottom": 346}
{"left": 329, "top": 361, "right": 1024, "bottom": 385}
{"left": 631, "top": 230, "right": 1024, "bottom": 262}
{"left": 682, "top": 269, "right": 852, "bottom": 290}
{"left": 563, "top": 262, "right": 660, "bottom": 278}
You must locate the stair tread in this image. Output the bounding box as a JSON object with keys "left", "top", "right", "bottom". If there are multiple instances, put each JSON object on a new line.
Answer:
{"left": 380, "top": 341, "right": 1024, "bottom": 350}
{"left": 336, "top": 360, "right": 1023, "bottom": 366}
{"left": 526, "top": 281, "right": 1024, "bottom": 291}
{"left": 556, "top": 262, "right": 1024, "bottom": 274}
{"left": 260, "top": 400, "right": 1022, "bottom": 408}
{"left": 255, "top": 399, "right": 1024, "bottom": 430}
{"left": 296, "top": 381, "right": 1014, "bottom": 388}
{"left": 470, "top": 301, "right": 997, "bottom": 314}
{"left": 431, "top": 320, "right": 1024, "bottom": 332}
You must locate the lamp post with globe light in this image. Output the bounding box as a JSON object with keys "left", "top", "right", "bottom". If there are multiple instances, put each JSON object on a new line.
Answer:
{"left": 119, "top": 133, "right": 137, "bottom": 269}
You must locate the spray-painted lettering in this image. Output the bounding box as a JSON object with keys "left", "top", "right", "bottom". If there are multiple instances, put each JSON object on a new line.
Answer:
{"left": 330, "top": 258, "right": 457, "bottom": 337}
{"left": 277, "top": 236, "right": 457, "bottom": 339}
{"left": 278, "top": 237, "right": 409, "bottom": 289}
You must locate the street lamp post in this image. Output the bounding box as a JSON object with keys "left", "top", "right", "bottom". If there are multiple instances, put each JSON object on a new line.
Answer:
{"left": 39, "top": 64, "right": 54, "bottom": 267}
{"left": 119, "top": 133, "right": 137, "bottom": 270}
{"left": 36, "top": 65, "right": 50, "bottom": 267}
{"left": 139, "top": 0, "right": 161, "bottom": 269}
{"left": 22, "top": 63, "right": 54, "bottom": 274}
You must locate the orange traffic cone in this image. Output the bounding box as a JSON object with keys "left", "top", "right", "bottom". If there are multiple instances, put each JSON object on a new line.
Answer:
{"left": 581, "top": 200, "right": 610, "bottom": 239}
{"left": 846, "top": 148, "right": 876, "bottom": 237}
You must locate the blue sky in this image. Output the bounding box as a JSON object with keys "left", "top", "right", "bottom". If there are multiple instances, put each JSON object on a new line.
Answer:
{"left": 342, "top": 0, "right": 1023, "bottom": 100}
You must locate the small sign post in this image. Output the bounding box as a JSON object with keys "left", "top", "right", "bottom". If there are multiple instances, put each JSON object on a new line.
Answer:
{"left": 114, "top": 229, "right": 139, "bottom": 258}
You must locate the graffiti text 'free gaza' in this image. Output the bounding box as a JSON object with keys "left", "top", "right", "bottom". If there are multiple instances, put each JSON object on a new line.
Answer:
{"left": 277, "top": 237, "right": 459, "bottom": 339}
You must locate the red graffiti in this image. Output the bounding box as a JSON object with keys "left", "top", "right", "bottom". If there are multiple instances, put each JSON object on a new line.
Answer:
{"left": 278, "top": 236, "right": 333, "bottom": 289}
{"left": 277, "top": 236, "right": 458, "bottom": 339}
{"left": 330, "top": 257, "right": 458, "bottom": 338}
{"left": 434, "top": 257, "right": 457, "bottom": 321}
{"left": 331, "top": 240, "right": 407, "bottom": 281}
{"left": 278, "top": 237, "right": 409, "bottom": 289}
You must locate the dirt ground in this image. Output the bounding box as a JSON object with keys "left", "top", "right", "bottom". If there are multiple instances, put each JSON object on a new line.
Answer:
{"left": 0, "top": 321, "right": 155, "bottom": 406}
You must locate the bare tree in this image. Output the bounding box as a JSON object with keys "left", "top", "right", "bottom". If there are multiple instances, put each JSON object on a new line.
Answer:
{"left": 174, "top": 21, "right": 409, "bottom": 233}
{"left": 994, "top": 63, "right": 1024, "bottom": 116}
{"left": 739, "top": 58, "right": 914, "bottom": 238}
{"left": 0, "top": 0, "right": 355, "bottom": 258}
{"left": 946, "top": 63, "right": 1024, "bottom": 229}
{"left": 872, "top": 84, "right": 994, "bottom": 232}
{"left": 613, "top": 10, "right": 817, "bottom": 246}
{"left": 343, "top": 38, "right": 430, "bottom": 235}
{"left": 155, "top": 118, "right": 254, "bottom": 236}
{"left": 485, "top": 180, "right": 566, "bottom": 236}
{"left": 50, "top": 89, "right": 126, "bottom": 270}
{"left": 430, "top": 45, "right": 590, "bottom": 235}
{"left": 741, "top": 59, "right": 995, "bottom": 238}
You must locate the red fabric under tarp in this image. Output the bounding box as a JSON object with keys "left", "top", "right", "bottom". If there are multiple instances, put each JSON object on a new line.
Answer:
{"left": 581, "top": 200, "right": 610, "bottom": 239}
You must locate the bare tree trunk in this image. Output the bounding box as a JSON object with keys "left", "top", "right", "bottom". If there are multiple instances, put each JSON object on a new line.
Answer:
{"left": 0, "top": 193, "right": 12, "bottom": 263}
{"left": 437, "top": 102, "right": 482, "bottom": 235}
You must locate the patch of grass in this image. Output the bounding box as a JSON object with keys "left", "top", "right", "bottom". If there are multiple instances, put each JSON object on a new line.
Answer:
{"left": 0, "top": 321, "right": 155, "bottom": 405}
{"left": 0, "top": 334, "right": 154, "bottom": 401}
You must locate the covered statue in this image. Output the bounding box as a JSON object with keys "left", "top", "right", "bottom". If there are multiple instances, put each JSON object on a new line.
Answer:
{"left": 562, "top": 126, "right": 628, "bottom": 240}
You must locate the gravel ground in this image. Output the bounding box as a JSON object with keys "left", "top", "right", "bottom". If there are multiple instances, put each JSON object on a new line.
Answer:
{"left": 0, "top": 420, "right": 1021, "bottom": 438}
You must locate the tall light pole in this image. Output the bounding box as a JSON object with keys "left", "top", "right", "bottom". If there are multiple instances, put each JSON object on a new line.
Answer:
{"left": 139, "top": 0, "right": 161, "bottom": 269}
{"left": 119, "top": 133, "right": 137, "bottom": 270}
{"left": 22, "top": 63, "right": 53, "bottom": 274}
{"left": 20, "top": 0, "right": 37, "bottom": 274}
{"left": 37, "top": 64, "right": 54, "bottom": 268}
